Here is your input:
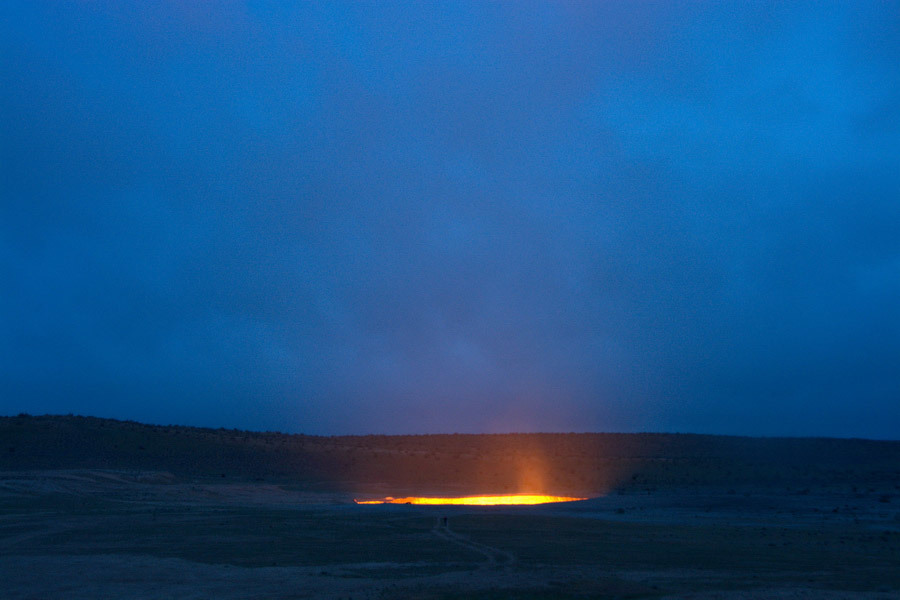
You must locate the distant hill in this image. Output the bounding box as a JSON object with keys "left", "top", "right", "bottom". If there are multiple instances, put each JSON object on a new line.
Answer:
{"left": 3, "top": 414, "right": 899, "bottom": 495}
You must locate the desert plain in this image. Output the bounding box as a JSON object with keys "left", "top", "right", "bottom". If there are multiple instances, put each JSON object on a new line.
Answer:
{"left": 2, "top": 415, "right": 899, "bottom": 599}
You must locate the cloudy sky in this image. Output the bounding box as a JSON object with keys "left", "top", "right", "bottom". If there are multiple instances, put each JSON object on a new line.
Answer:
{"left": 2, "top": 2, "right": 898, "bottom": 437}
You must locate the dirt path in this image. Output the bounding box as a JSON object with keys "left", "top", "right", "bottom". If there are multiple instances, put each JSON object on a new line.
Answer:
{"left": 0, "top": 520, "right": 81, "bottom": 549}
{"left": 431, "top": 516, "right": 515, "bottom": 571}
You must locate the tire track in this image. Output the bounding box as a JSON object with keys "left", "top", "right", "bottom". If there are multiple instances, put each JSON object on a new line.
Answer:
{"left": 432, "top": 517, "right": 515, "bottom": 571}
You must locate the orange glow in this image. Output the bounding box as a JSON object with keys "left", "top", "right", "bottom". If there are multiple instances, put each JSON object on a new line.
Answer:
{"left": 354, "top": 494, "right": 586, "bottom": 505}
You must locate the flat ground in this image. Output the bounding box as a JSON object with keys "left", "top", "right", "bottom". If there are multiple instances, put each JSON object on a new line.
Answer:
{"left": 2, "top": 470, "right": 898, "bottom": 599}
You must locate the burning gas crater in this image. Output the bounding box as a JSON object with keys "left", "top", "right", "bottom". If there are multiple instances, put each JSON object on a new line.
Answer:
{"left": 355, "top": 494, "right": 586, "bottom": 506}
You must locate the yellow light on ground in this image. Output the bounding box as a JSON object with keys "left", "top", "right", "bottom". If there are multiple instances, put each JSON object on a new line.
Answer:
{"left": 354, "top": 494, "right": 586, "bottom": 505}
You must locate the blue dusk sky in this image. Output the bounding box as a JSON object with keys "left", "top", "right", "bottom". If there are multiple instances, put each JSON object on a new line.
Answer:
{"left": 2, "top": 2, "right": 898, "bottom": 437}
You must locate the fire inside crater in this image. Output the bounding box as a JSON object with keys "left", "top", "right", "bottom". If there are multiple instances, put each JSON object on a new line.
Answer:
{"left": 354, "top": 494, "right": 586, "bottom": 505}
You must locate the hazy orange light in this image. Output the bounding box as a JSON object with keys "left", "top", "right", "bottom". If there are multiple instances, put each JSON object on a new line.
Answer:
{"left": 354, "top": 494, "right": 586, "bottom": 505}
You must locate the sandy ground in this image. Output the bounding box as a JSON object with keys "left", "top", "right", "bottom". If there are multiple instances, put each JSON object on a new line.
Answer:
{"left": 2, "top": 470, "right": 899, "bottom": 599}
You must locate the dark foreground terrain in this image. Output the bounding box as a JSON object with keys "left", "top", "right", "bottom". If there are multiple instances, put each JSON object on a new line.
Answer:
{"left": 1, "top": 415, "right": 899, "bottom": 598}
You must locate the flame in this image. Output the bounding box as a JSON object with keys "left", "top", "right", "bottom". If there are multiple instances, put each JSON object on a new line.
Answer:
{"left": 354, "top": 494, "right": 586, "bottom": 505}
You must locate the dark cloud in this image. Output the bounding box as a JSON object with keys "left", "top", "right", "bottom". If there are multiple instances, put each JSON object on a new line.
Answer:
{"left": 2, "top": 2, "right": 898, "bottom": 437}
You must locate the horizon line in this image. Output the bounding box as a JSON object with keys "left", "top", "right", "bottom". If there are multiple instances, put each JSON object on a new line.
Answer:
{"left": 4, "top": 412, "right": 899, "bottom": 443}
